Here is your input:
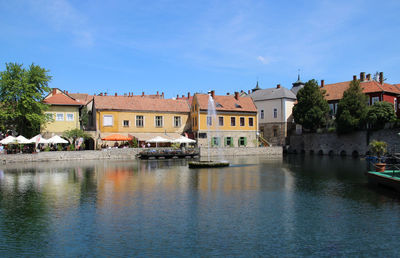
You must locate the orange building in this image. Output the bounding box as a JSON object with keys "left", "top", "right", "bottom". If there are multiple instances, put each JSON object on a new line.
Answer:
{"left": 191, "top": 91, "right": 258, "bottom": 147}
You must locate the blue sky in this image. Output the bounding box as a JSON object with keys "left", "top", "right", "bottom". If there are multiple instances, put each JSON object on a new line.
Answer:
{"left": 1, "top": 0, "right": 399, "bottom": 98}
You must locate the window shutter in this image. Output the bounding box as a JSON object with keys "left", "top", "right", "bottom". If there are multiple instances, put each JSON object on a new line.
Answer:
{"left": 244, "top": 137, "right": 247, "bottom": 146}
{"left": 224, "top": 137, "right": 227, "bottom": 146}
{"left": 211, "top": 137, "right": 215, "bottom": 147}
{"left": 230, "top": 137, "right": 234, "bottom": 147}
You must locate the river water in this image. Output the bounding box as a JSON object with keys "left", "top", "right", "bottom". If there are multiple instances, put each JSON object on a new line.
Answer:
{"left": 0, "top": 155, "right": 399, "bottom": 257}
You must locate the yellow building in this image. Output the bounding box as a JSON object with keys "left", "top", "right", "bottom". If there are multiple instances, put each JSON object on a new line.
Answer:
{"left": 191, "top": 91, "right": 258, "bottom": 147}
{"left": 91, "top": 95, "right": 190, "bottom": 146}
{"left": 42, "top": 88, "right": 82, "bottom": 137}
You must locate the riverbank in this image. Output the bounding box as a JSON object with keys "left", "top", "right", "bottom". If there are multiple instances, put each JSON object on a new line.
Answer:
{"left": 0, "top": 146, "right": 282, "bottom": 164}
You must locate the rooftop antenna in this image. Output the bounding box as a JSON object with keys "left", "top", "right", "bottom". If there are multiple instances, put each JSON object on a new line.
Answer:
{"left": 297, "top": 69, "right": 301, "bottom": 80}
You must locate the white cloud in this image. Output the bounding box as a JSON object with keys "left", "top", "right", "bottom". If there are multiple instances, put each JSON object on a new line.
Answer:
{"left": 257, "top": 56, "right": 269, "bottom": 65}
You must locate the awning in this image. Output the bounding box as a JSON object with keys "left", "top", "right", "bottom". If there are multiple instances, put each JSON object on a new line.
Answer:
{"left": 129, "top": 133, "right": 182, "bottom": 141}
{"left": 16, "top": 135, "right": 33, "bottom": 144}
{"left": 0, "top": 136, "right": 17, "bottom": 145}
{"left": 47, "top": 135, "right": 69, "bottom": 144}
{"left": 101, "top": 134, "right": 133, "bottom": 141}
{"left": 146, "top": 136, "right": 172, "bottom": 143}
{"left": 172, "top": 136, "right": 196, "bottom": 144}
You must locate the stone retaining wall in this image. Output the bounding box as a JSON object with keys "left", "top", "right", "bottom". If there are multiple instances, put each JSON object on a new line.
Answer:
{"left": 289, "top": 128, "right": 400, "bottom": 156}
{"left": 200, "top": 147, "right": 282, "bottom": 157}
{"left": 0, "top": 148, "right": 141, "bottom": 165}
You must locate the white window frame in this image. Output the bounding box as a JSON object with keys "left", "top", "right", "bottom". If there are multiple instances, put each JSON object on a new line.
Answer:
{"left": 218, "top": 116, "right": 224, "bottom": 126}
{"left": 122, "top": 120, "right": 130, "bottom": 127}
{"left": 173, "top": 116, "right": 181, "bottom": 127}
{"left": 66, "top": 113, "right": 74, "bottom": 121}
{"left": 103, "top": 115, "right": 113, "bottom": 127}
{"left": 240, "top": 117, "right": 245, "bottom": 127}
{"left": 136, "top": 115, "right": 144, "bottom": 127}
{"left": 56, "top": 113, "right": 64, "bottom": 121}
{"left": 155, "top": 116, "right": 163, "bottom": 128}
{"left": 371, "top": 96, "right": 380, "bottom": 105}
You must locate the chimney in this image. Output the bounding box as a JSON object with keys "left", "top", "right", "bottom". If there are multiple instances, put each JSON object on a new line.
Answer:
{"left": 226, "top": 92, "right": 230, "bottom": 95}
{"left": 162, "top": 92, "right": 164, "bottom": 98}
{"left": 187, "top": 92, "right": 190, "bottom": 98}
{"left": 360, "top": 72, "right": 365, "bottom": 82}
{"left": 182, "top": 95, "right": 184, "bottom": 98}
{"left": 241, "top": 90, "right": 244, "bottom": 93}
{"left": 105, "top": 93, "right": 107, "bottom": 96}
{"left": 157, "top": 91, "right": 159, "bottom": 96}
{"left": 276, "top": 84, "right": 281, "bottom": 89}
{"left": 66, "top": 91, "right": 69, "bottom": 95}
{"left": 321, "top": 80, "right": 325, "bottom": 88}
{"left": 211, "top": 90, "right": 215, "bottom": 98}
{"left": 52, "top": 88, "right": 57, "bottom": 95}
{"left": 115, "top": 93, "right": 117, "bottom": 96}
{"left": 379, "top": 72, "right": 384, "bottom": 84}
{"left": 366, "top": 74, "right": 371, "bottom": 81}
{"left": 99, "top": 93, "right": 103, "bottom": 96}
{"left": 234, "top": 91, "right": 239, "bottom": 100}
{"left": 353, "top": 75, "right": 357, "bottom": 81}
{"left": 248, "top": 90, "right": 250, "bottom": 94}
{"left": 177, "top": 94, "right": 179, "bottom": 99}
{"left": 142, "top": 92, "right": 144, "bottom": 97}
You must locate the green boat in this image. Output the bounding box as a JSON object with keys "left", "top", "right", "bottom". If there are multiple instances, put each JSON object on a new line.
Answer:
{"left": 366, "top": 169, "right": 400, "bottom": 192}
{"left": 188, "top": 161, "right": 230, "bottom": 168}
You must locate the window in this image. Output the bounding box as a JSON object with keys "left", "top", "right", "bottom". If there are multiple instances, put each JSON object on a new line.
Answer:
{"left": 371, "top": 96, "right": 380, "bottom": 105}
{"left": 155, "top": 116, "right": 163, "bottom": 127}
{"left": 123, "top": 120, "right": 129, "bottom": 127}
{"left": 45, "top": 113, "right": 54, "bottom": 120}
{"left": 260, "top": 110, "right": 264, "bottom": 119}
{"left": 207, "top": 116, "right": 212, "bottom": 126}
{"left": 56, "top": 113, "right": 64, "bottom": 121}
{"left": 218, "top": 117, "right": 224, "bottom": 126}
{"left": 231, "top": 117, "right": 236, "bottom": 126}
{"left": 216, "top": 102, "right": 223, "bottom": 107}
{"left": 273, "top": 108, "right": 277, "bottom": 118}
{"left": 199, "top": 133, "right": 207, "bottom": 138}
{"left": 103, "top": 115, "right": 113, "bottom": 126}
{"left": 212, "top": 137, "right": 220, "bottom": 146}
{"left": 136, "top": 116, "right": 144, "bottom": 127}
{"left": 225, "top": 137, "right": 233, "bottom": 147}
{"left": 66, "top": 113, "right": 74, "bottom": 121}
{"left": 273, "top": 128, "right": 278, "bottom": 137}
{"left": 240, "top": 117, "right": 245, "bottom": 126}
{"left": 239, "top": 137, "right": 246, "bottom": 146}
{"left": 235, "top": 103, "right": 242, "bottom": 108}
{"left": 174, "top": 116, "right": 181, "bottom": 127}
{"left": 249, "top": 117, "right": 254, "bottom": 127}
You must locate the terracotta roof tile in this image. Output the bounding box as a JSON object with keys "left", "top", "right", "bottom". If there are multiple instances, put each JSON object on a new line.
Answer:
{"left": 323, "top": 80, "right": 400, "bottom": 101}
{"left": 43, "top": 93, "right": 81, "bottom": 106}
{"left": 94, "top": 96, "right": 190, "bottom": 112}
{"left": 195, "top": 94, "right": 257, "bottom": 112}
{"left": 69, "top": 93, "right": 94, "bottom": 105}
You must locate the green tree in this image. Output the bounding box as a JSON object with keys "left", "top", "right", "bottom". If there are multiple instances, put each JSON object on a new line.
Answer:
{"left": 336, "top": 80, "right": 368, "bottom": 134}
{"left": 293, "top": 79, "right": 330, "bottom": 132}
{"left": 367, "top": 101, "right": 396, "bottom": 130}
{"left": 0, "top": 63, "right": 52, "bottom": 137}
{"left": 62, "top": 128, "right": 91, "bottom": 146}
{"left": 80, "top": 106, "right": 90, "bottom": 129}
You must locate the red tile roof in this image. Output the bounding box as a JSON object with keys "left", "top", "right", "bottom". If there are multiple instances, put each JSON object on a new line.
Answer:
{"left": 69, "top": 93, "right": 94, "bottom": 105}
{"left": 94, "top": 96, "right": 190, "bottom": 112}
{"left": 195, "top": 94, "right": 257, "bottom": 112}
{"left": 323, "top": 80, "right": 400, "bottom": 101}
{"left": 43, "top": 92, "right": 81, "bottom": 106}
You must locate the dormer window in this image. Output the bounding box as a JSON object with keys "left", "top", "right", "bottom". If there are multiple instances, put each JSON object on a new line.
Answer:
{"left": 216, "top": 102, "right": 223, "bottom": 107}
{"left": 235, "top": 103, "right": 242, "bottom": 108}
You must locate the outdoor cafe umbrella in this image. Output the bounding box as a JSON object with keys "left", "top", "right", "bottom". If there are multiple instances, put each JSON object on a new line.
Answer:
{"left": 16, "top": 135, "right": 33, "bottom": 144}
{"left": 47, "top": 135, "right": 69, "bottom": 144}
{"left": 101, "top": 134, "right": 132, "bottom": 141}
{"left": 0, "top": 136, "right": 17, "bottom": 145}
{"left": 171, "top": 136, "right": 196, "bottom": 144}
{"left": 146, "top": 136, "right": 171, "bottom": 147}
{"left": 30, "top": 134, "right": 49, "bottom": 144}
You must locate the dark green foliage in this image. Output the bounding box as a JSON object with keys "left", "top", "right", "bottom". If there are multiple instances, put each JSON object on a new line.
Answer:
{"left": 80, "top": 106, "right": 90, "bottom": 129}
{"left": 62, "top": 128, "right": 91, "bottom": 146}
{"left": 367, "top": 101, "right": 396, "bottom": 130}
{"left": 293, "top": 79, "right": 330, "bottom": 132}
{"left": 129, "top": 138, "right": 138, "bottom": 148}
{"left": 336, "top": 80, "right": 368, "bottom": 134}
{"left": 0, "top": 63, "right": 52, "bottom": 137}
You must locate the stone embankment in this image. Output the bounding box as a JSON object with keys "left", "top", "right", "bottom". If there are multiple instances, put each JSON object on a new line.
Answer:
{"left": 0, "top": 147, "right": 283, "bottom": 164}
{"left": 289, "top": 128, "right": 400, "bottom": 156}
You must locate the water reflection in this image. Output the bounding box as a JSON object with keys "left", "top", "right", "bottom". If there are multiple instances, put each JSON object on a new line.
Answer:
{"left": 0, "top": 156, "right": 400, "bottom": 256}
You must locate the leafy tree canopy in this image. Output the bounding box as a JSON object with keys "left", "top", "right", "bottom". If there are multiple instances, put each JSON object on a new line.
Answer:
{"left": 336, "top": 80, "right": 368, "bottom": 134}
{"left": 367, "top": 101, "right": 396, "bottom": 130}
{"left": 293, "top": 79, "right": 330, "bottom": 132}
{"left": 0, "top": 62, "right": 52, "bottom": 137}
{"left": 62, "top": 128, "right": 91, "bottom": 145}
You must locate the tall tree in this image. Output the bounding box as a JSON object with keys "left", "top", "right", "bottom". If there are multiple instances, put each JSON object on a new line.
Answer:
{"left": 336, "top": 80, "right": 368, "bottom": 134}
{"left": 293, "top": 79, "right": 330, "bottom": 132}
{"left": 0, "top": 63, "right": 52, "bottom": 137}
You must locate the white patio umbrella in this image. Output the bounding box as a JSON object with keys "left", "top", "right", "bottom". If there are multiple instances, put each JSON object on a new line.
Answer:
{"left": 30, "top": 134, "right": 49, "bottom": 144}
{"left": 16, "top": 135, "right": 33, "bottom": 144}
{"left": 0, "top": 136, "right": 17, "bottom": 145}
{"left": 172, "top": 136, "right": 196, "bottom": 144}
{"left": 146, "top": 136, "right": 171, "bottom": 147}
{"left": 47, "top": 135, "right": 69, "bottom": 144}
